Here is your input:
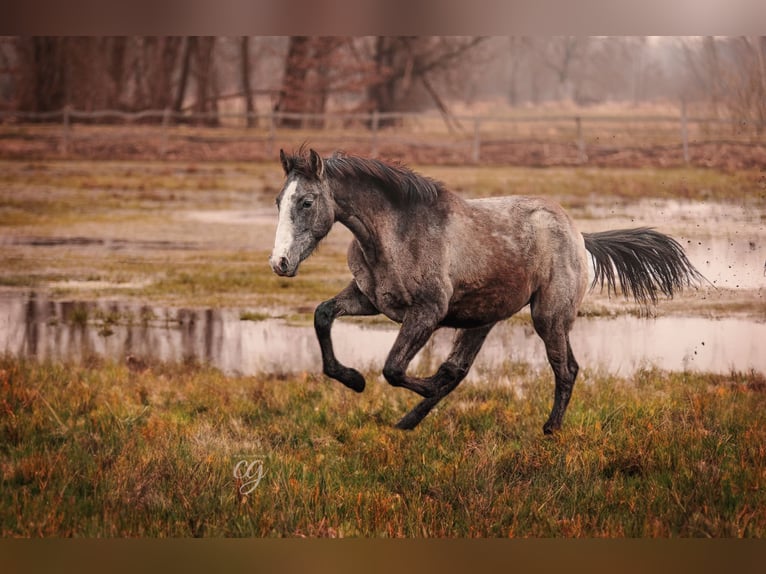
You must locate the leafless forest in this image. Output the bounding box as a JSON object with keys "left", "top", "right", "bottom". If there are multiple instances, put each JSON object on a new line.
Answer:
{"left": 1, "top": 36, "right": 764, "bottom": 127}
{"left": 0, "top": 36, "right": 764, "bottom": 169}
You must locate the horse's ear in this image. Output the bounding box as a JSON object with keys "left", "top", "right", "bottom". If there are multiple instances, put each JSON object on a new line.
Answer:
{"left": 279, "top": 149, "right": 293, "bottom": 175}
{"left": 309, "top": 148, "right": 324, "bottom": 179}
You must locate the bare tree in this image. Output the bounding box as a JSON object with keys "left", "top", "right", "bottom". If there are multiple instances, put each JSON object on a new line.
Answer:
{"left": 125, "top": 37, "right": 183, "bottom": 112}
{"left": 681, "top": 37, "right": 719, "bottom": 103}
{"left": 17, "top": 37, "right": 122, "bottom": 113}
{"left": 506, "top": 36, "right": 527, "bottom": 106}
{"left": 17, "top": 38, "right": 71, "bottom": 112}
{"left": 240, "top": 36, "right": 256, "bottom": 127}
{"left": 364, "top": 36, "right": 486, "bottom": 127}
{"left": 737, "top": 36, "right": 766, "bottom": 133}
{"left": 192, "top": 36, "right": 219, "bottom": 126}
{"left": 173, "top": 37, "right": 193, "bottom": 116}
{"left": 525, "top": 36, "right": 589, "bottom": 102}
{"left": 274, "top": 36, "right": 381, "bottom": 128}
{"left": 274, "top": 36, "right": 312, "bottom": 127}
{"left": 682, "top": 36, "right": 766, "bottom": 133}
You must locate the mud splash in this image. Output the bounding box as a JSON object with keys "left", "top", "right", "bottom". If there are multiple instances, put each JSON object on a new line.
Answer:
{"left": 582, "top": 198, "right": 766, "bottom": 290}
{"left": 1, "top": 295, "right": 763, "bottom": 379}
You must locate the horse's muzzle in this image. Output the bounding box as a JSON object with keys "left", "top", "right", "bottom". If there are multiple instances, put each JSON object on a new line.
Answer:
{"left": 269, "top": 255, "right": 295, "bottom": 277}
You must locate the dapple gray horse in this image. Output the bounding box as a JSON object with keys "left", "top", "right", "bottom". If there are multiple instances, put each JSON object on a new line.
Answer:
{"left": 269, "top": 148, "right": 702, "bottom": 434}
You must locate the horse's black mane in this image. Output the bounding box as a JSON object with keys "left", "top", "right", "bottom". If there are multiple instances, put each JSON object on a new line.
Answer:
{"left": 287, "top": 149, "right": 445, "bottom": 206}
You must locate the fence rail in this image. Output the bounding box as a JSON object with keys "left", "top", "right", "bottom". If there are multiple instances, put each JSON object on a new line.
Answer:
{"left": 1, "top": 107, "right": 763, "bottom": 166}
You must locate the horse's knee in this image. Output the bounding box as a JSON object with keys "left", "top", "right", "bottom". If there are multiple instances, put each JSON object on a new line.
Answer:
{"left": 314, "top": 300, "right": 335, "bottom": 329}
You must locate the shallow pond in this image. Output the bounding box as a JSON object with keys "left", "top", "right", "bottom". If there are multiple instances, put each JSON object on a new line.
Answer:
{"left": 1, "top": 295, "right": 763, "bottom": 381}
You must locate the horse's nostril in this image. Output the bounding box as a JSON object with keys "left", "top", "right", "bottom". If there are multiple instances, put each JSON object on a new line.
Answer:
{"left": 278, "top": 257, "right": 289, "bottom": 273}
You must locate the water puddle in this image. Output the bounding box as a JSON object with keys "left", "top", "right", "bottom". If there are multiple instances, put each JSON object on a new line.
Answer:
{"left": 1, "top": 295, "right": 763, "bottom": 380}
{"left": 3, "top": 236, "right": 201, "bottom": 251}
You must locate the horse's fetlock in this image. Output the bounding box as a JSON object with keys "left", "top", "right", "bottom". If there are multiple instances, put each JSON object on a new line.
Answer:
{"left": 382, "top": 365, "right": 404, "bottom": 386}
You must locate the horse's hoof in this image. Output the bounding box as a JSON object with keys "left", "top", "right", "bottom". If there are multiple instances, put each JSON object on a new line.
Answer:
{"left": 341, "top": 368, "right": 366, "bottom": 393}
{"left": 394, "top": 415, "right": 418, "bottom": 431}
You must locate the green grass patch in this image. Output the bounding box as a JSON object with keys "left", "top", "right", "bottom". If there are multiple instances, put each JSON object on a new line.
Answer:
{"left": 239, "top": 311, "right": 271, "bottom": 322}
{"left": 1, "top": 356, "right": 764, "bottom": 537}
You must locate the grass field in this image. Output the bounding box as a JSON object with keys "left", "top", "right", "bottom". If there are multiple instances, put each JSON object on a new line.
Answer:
{"left": 1, "top": 356, "right": 764, "bottom": 537}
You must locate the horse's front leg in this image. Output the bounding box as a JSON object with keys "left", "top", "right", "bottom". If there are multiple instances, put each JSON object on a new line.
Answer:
{"left": 383, "top": 300, "right": 476, "bottom": 398}
{"left": 382, "top": 306, "right": 447, "bottom": 399}
{"left": 395, "top": 323, "right": 494, "bottom": 430}
{"left": 315, "top": 281, "right": 379, "bottom": 392}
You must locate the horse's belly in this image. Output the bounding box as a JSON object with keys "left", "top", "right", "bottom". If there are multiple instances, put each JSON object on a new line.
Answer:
{"left": 443, "top": 280, "right": 531, "bottom": 328}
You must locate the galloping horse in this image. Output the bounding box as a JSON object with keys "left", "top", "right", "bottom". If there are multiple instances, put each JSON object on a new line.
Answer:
{"left": 269, "top": 148, "right": 703, "bottom": 434}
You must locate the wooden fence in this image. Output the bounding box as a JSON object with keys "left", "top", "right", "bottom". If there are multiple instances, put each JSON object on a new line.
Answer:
{"left": 0, "top": 106, "right": 763, "bottom": 165}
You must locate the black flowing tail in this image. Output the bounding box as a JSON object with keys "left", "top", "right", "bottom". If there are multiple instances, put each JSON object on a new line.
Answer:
{"left": 582, "top": 227, "right": 705, "bottom": 306}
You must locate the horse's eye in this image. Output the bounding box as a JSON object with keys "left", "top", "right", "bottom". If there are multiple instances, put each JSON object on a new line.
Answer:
{"left": 301, "top": 198, "right": 314, "bottom": 209}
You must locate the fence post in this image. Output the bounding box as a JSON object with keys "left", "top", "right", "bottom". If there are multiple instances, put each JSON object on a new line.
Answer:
{"left": 161, "top": 107, "right": 171, "bottom": 157}
{"left": 575, "top": 116, "right": 587, "bottom": 163}
{"left": 472, "top": 118, "right": 482, "bottom": 163}
{"left": 370, "top": 110, "right": 379, "bottom": 157}
{"left": 268, "top": 112, "right": 276, "bottom": 157}
{"left": 60, "top": 105, "right": 71, "bottom": 155}
{"left": 680, "top": 98, "right": 690, "bottom": 164}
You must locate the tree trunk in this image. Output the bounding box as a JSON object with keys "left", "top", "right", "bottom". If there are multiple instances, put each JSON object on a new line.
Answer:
{"left": 756, "top": 36, "right": 766, "bottom": 133}
{"left": 274, "top": 36, "right": 312, "bottom": 128}
{"left": 157, "top": 37, "right": 181, "bottom": 110}
{"left": 17, "top": 37, "right": 68, "bottom": 112}
{"left": 193, "top": 36, "right": 219, "bottom": 127}
{"left": 106, "top": 37, "right": 127, "bottom": 109}
{"left": 366, "top": 36, "right": 400, "bottom": 127}
{"left": 365, "top": 36, "right": 485, "bottom": 128}
{"left": 173, "top": 37, "right": 193, "bottom": 117}
{"left": 240, "top": 36, "right": 256, "bottom": 127}
{"left": 507, "top": 36, "right": 523, "bottom": 106}
{"left": 306, "top": 36, "right": 342, "bottom": 128}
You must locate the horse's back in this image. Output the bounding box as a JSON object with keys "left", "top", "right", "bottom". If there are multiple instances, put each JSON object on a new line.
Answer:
{"left": 463, "top": 195, "right": 585, "bottom": 261}
{"left": 442, "top": 194, "right": 588, "bottom": 323}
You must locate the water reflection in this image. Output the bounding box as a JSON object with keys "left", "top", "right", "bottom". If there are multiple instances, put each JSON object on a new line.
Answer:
{"left": 1, "top": 294, "right": 764, "bottom": 379}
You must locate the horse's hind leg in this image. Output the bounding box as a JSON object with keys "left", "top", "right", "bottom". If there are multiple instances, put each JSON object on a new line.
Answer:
{"left": 395, "top": 324, "right": 494, "bottom": 430}
{"left": 531, "top": 298, "right": 580, "bottom": 435}
{"left": 315, "top": 281, "right": 379, "bottom": 392}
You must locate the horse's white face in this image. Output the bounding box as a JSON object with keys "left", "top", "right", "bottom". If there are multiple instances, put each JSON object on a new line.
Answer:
{"left": 269, "top": 150, "right": 334, "bottom": 277}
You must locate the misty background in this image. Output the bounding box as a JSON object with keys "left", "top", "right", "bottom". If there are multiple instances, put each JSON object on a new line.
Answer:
{"left": 1, "top": 36, "right": 764, "bottom": 131}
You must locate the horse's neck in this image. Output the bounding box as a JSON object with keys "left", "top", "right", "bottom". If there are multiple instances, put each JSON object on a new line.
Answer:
{"left": 332, "top": 182, "right": 403, "bottom": 261}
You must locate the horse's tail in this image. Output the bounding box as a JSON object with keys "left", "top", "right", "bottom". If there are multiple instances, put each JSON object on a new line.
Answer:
{"left": 582, "top": 227, "right": 705, "bottom": 305}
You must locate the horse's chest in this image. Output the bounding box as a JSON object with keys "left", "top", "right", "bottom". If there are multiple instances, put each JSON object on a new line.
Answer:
{"left": 349, "top": 259, "right": 409, "bottom": 323}
{"left": 354, "top": 272, "right": 409, "bottom": 322}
